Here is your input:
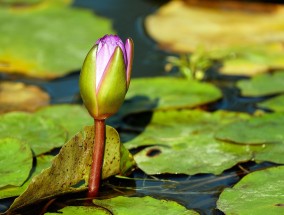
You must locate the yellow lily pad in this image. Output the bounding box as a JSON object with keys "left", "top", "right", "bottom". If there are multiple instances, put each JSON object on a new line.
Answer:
{"left": 0, "top": 82, "right": 50, "bottom": 114}
{"left": 145, "top": 1, "right": 284, "bottom": 76}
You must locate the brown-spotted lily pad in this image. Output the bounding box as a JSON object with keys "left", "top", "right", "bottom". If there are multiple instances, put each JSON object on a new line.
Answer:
{"left": 0, "top": 138, "right": 33, "bottom": 188}
{"left": 7, "top": 125, "right": 135, "bottom": 213}
{"left": 0, "top": 0, "right": 114, "bottom": 79}
{"left": 0, "top": 82, "right": 50, "bottom": 114}
{"left": 0, "top": 112, "right": 67, "bottom": 155}
{"left": 145, "top": 1, "right": 284, "bottom": 76}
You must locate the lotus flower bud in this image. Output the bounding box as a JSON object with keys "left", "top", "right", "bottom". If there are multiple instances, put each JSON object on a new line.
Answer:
{"left": 79, "top": 35, "right": 134, "bottom": 120}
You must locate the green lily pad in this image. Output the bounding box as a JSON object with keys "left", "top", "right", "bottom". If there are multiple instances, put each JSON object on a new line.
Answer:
{"left": 125, "top": 110, "right": 260, "bottom": 175}
{"left": 0, "top": 138, "right": 33, "bottom": 188}
{"left": 217, "top": 166, "right": 284, "bottom": 215}
{"left": 0, "top": 0, "right": 114, "bottom": 79}
{"left": 45, "top": 196, "right": 198, "bottom": 215}
{"left": 0, "top": 155, "right": 54, "bottom": 199}
{"left": 258, "top": 94, "right": 284, "bottom": 112}
{"left": 125, "top": 77, "right": 222, "bottom": 112}
{"left": 237, "top": 71, "right": 284, "bottom": 97}
{"left": 36, "top": 104, "right": 93, "bottom": 140}
{"left": 8, "top": 125, "right": 135, "bottom": 213}
{"left": 215, "top": 112, "right": 284, "bottom": 144}
{"left": 93, "top": 196, "right": 199, "bottom": 215}
{"left": 0, "top": 112, "right": 67, "bottom": 155}
{"left": 45, "top": 206, "right": 108, "bottom": 215}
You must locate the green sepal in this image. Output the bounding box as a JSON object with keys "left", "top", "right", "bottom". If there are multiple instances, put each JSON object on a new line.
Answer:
{"left": 97, "top": 47, "right": 127, "bottom": 119}
{"left": 79, "top": 45, "right": 98, "bottom": 118}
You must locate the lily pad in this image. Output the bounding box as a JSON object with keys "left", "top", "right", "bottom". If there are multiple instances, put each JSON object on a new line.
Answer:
{"left": 215, "top": 112, "right": 284, "bottom": 145}
{"left": 237, "top": 71, "right": 284, "bottom": 97}
{"left": 0, "top": 82, "right": 50, "bottom": 114}
{"left": 124, "top": 110, "right": 260, "bottom": 175}
{"left": 125, "top": 77, "right": 222, "bottom": 112}
{"left": 217, "top": 165, "right": 284, "bottom": 215}
{"left": 7, "top": 125, "right": 135, "bottom": 213}
{"left": 0, "top": 138, "right": 33, "bottom": 188}
{"left": 0, "top": 112, "right": 67, "bottom": 155}
{"left": 45, "top": 196, "right": 198, "bottom": 215}
{"left": 36, "top": 104, "right": 93, "bottom": 140}
{"left": 258, "top": 94, "right": 284, "bottom": 112}
{"left": 93, "top": 196, "right": 199, "bottom": 215}
{"left": 0, "top": 0, "right": 114, "bottom": 79}
{"left": 145, "top": 1, "right": 284, "bottom": 75}
{"left": 0, "top": 155, "right": 54, "bottom": 199}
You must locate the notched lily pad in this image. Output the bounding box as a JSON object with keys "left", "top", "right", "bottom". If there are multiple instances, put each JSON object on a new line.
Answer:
{"left": 217, "top": 165, "right": 284, "bottom": 215}
{"left": 0, "top": 0, "right": 114, "bottom": 79}
{"left": 0, "top": 81, "right": 50, "bottom": 114}
{"left": 0, "top": 138, "right": 33, "bottom": 188}
{"left": 7, "top": 125, "right": 135, "bottom": 213}
{"left": 36, "top": 104, "right": 93, "bottom": 140}
{"left": 125, "top": 77, "right": 222, "bottom": 112}
{"left": 258, "top": 94, "right": 284, "bottom": 112}
{"left": 0, "top": 155, "right": 54, "bottom": 199}
{"left": 125, "top": 110, "right": 260, "bottom": 175}
{"left": 0, "top": 112, "right": 67, "bottom": 155}
{"left": 237, "top": 71, "right": 284, "bottom": 97}
{"left": 215, "top": 112, "right": 284, "bottom": 144}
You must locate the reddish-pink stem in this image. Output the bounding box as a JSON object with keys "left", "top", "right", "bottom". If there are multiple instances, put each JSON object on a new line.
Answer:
{"left": 88, "top": 119, "right": 105, "bottom": 198}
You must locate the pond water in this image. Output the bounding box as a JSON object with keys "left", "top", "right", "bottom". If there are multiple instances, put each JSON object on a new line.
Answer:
{"left": 0, "top": 0, "right": 282, "bottom": 214}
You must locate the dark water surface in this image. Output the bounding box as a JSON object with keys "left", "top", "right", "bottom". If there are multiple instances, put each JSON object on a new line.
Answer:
{"left": 0, "top": 0, "right": 281, "bottom": 214}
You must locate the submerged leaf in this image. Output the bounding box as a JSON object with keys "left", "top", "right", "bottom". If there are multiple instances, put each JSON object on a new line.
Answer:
{"left": 237, "top": 71, "right": 284, "bottom": 97}
{"left": 0, "top": 82, "right": 50, "bottom": 114}
{"left": 125, "top": 77, "right": 222, "bottom": 112}
{"left": 0, "top": 155, "right": 54, "bottom": 199}
{"left": 0, "top": 138, "right": 32, "bottom": 188}
{"left": 8, "top": 125, "right": 135, "bottom": 213}
{"left": 217, "top": 166, "right": 284, "bottom": 215}
{"left": 125, "top": 110, "right": 259, "bottom": 175}
{"left": 0, "top": 0, "right": 114, "bottom": 79}
{"left": 36, "top": 104, "right": 93, "bottom": 140}
{"left": 0, "top": 112, "right": 67, "bottom": 155}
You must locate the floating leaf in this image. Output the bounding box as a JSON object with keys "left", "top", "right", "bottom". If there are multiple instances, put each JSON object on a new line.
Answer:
{"left": 7, "top": 125, "right": 135, "bottom": 213}
{"left": 258, "top": 94, "right": 284, "bottom": 112}
{"left": 0, "top": 155, "right": 54, "bottom": 199}
{"left": 237, "top": 71, "right": 284, "bottom": 97}
{"left": 125, "top": 77, "right": 222, "bottom": 112}
{"left": 0, "top": 112, "right": 67, "bottom": 155}
{"left": 125, "top": 110, "right": 260, "bottom": 175}
{"left": 36, "top": 104, "right": 93, "bottom": 140}
{"left": 217, "top": 166, "right": 284, "bottom": 215}
{"left": 145, "top": 1, "right": 284, "bottom": 75}
{"left": 93, "top": 196, "right": 199, "bottom": 215}
{"left": 0, "top": 82, "right": 50, "bottom": 114}
{"left": 0, "top": 138, "right": 32, "bottom": 188}
{"left": 0, "top": 0, "right": 114, "bottom": 79}
{"left": 45, "top": 206, "right": 108, "bottom": 215}
{"left": 215, "top": 112, "right": 284, "bottom": 145}
{"left": 45, "top": 196, "right": 198, "bottom": 215}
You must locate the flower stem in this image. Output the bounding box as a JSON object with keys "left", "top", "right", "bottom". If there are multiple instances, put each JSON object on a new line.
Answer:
{"left": 88, "top": 119, "right": 105, "bottom": 198}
